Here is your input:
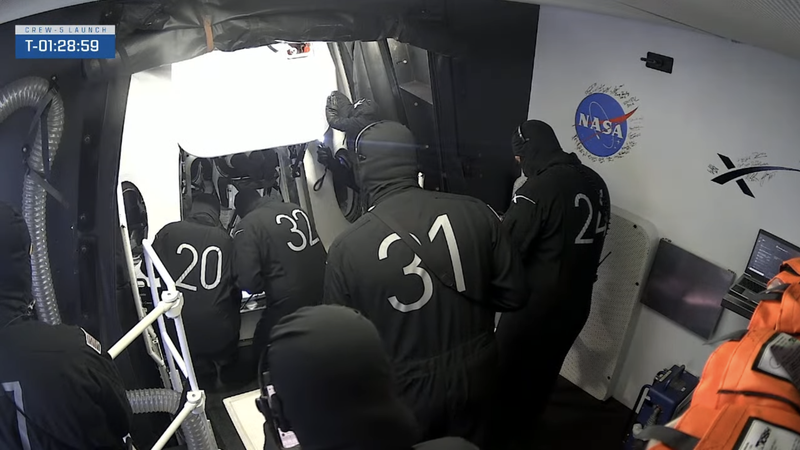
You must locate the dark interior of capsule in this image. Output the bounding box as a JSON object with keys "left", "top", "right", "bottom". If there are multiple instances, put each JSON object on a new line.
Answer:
{"left": 6, "top": 0, "right": 800, "bottom": 448}
{"left": 0, "top": 1, "right": 548, "bottom": 448}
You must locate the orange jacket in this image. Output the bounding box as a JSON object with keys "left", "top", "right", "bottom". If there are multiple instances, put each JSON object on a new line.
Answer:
{"left": 642, "top": 258, "right": 800, "bottom": 449}
{"left": 749, "top": 258, "right": 800, "bottom": 334}
{"left": 645, "top": 403, "right": 800, "bottom": 450}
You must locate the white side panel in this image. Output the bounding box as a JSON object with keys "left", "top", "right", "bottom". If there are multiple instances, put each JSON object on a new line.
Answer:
{"left": 303, "top": 143, "right": 351, "bottom": 250}
{"left": 560, "top": 206, "right": 658, "bottom": 400}
{"left": 118, "top": 70, "right": 181, "bottom": 242}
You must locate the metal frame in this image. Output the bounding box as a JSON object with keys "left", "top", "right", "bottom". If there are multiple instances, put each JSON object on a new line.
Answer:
{"left": 107, "top": 237, "right": 206, "bottom": 450}
{"left": 292, "top": 143, "right": 316, "bottom": 232}
{"left": 275, "top": 146, "right": 296, "bottom": 204}
{"left": 116, "top": 184, "right": 171, "bottom": 389}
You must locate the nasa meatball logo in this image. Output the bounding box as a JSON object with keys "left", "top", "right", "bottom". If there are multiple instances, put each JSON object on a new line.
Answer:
{"left": 573, "top": 84, "right": 642, "bottom": 163}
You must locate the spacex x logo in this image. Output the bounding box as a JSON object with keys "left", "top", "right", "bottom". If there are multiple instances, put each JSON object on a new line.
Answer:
{"left": 711, "top": 153, "right": 800, "bottom": 198}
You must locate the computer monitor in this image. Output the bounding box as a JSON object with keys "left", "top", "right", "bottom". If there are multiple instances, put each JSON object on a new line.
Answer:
{"left": 642, "top": 239, "right": 736, "bottom": 340}
{"left": 745, "top": 230, "right": 800, "bottom": 283}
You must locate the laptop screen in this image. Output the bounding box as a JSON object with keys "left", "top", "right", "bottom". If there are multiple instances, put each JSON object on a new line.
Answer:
{"left": 745, "top": 230, "right": 800, "bottom": 282}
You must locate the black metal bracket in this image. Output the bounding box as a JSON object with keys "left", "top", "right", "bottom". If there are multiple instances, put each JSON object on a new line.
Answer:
{"left": 640, "top": 52, "right": 674, "bottom": 74}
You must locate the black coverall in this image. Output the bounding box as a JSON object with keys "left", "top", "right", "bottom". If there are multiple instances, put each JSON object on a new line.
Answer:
{"left": 495, "top": 120, "right": 610, "bottom": 449}
{"left": 267, "top": 305, "right": 480, "bottom": 450}
{"left": 0, "top": 202, "right": 132, "bottom": 450}
{"left": 233, "top": 197, "right": 327, "bottom": 358}
{"left": 323, "top": 121, "right": 528, "bottom": 447}
{"left": 150, "top": 201, "right": 241, "bottom": 363}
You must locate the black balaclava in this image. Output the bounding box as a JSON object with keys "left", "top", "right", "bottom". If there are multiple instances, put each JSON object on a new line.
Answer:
{"left": 248, "top": 149, "right": 279, "bottom": 189}
{"left": 326, "top": 91, "right": 382, "bottom": 150}
{"left": 354, "top": 121, "right": 419, "bottom": 207}
{"left": 234, "top": 188, "right": 263, "bottom": 219}
{"left": 188, "top": 193, "right": 222, "bottom": 228}
{"left": 268, "top": 305, "right": 420, "bottom": 450}
{"left": 0, "top": 202, "right": 34, "bottom": 327}
{"left": 511, "top": 119, "right": 578, "bottom": 177}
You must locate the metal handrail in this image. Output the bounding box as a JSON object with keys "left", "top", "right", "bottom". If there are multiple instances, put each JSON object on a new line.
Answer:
{"left": 108, "top": 238, "right": 207, "bottom": 450}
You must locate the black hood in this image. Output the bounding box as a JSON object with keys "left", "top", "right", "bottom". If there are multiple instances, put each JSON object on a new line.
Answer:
{"left": 354, "top": 121, "right": 419, "bottom": 207}
{"left": 269, "top": 305, "right": 419, "bottom": 450}
{"left": 188, "top": 193, "right": 222, "bottom": 228}
{"left": 234, "top": 189, "right": 264, "bottom": 218}
{"left": 511, "top": 120, "right": 579, "bottom": 176}
{"left": 0, "top": 202, "right": 34, "bottom": 326}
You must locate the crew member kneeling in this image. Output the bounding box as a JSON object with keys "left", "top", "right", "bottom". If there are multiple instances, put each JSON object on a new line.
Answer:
{"left": 324, "top": 121, "right": 528, "bottom": 447}
{"left": 0, "top": 202, "right": 132, "bottom": 449}
{"left": 233, "top": 188, "right": 326, "bottom": 362}
{"left": 150, "top": 193, "right": 241, "bottom": 383}
{"left": 495, "top": 120, "right": 610, "bottom": 449}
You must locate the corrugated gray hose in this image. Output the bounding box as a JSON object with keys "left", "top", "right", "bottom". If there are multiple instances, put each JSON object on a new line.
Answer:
{"left": 128, "top": 389, "right": 218, "bottom": 450}
{"left": 0, "top": 76, "right": 64, "bottom": 325}
{"left": 0, "top": 78, "right": 217, "bottom": 450}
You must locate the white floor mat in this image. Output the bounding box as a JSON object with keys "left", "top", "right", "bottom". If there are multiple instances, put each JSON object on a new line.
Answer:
{"left": 222, "top": 389, "right": 266, "bottom": 450}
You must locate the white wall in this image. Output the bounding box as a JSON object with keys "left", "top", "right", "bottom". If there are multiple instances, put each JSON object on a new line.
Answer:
{"left": 171, "top": 43, "right": 337, "bottom": 157}
{"left": 529, "top": 6, "right": 800, "bottom": 408}
{"left": 119, "top": 44, "right": 345, "bottom": 250}
{"left": 119, "top": 70, "right": 181, "bottom": 242}
{"left": 304, "top": 140, "right": 351, "bottom": 250}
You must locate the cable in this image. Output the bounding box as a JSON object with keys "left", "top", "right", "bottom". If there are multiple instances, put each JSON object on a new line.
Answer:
{"left": 2, "top": 314, "right": 25, "bottom": 330}
{"left": 257, "top": 343, "right": 269, "bottom": 387}
{"left": 313, "top": 167, "right": 328, "bottom": 192}
{"left": 1, "top": 301, "right": 35, "bottom": 330}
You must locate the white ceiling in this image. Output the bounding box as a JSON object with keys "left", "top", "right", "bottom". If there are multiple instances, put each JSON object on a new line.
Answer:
{"left": 513, "top": 0, "right": 800, "bottom": 61}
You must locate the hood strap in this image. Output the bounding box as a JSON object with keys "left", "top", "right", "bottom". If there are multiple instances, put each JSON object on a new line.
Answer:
{"left": 353, "top": 121, "right": 383, "bottom": 153}
{"left": 370, "top": 197, "right": 477, "bottom": 304}
{"left": 23, "top": 80, "right": 68, "bottom": 209}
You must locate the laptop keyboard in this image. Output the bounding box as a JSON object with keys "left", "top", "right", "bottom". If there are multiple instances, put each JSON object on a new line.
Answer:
{"left": 741, "top": 277, "right": 765, "bottom": 293}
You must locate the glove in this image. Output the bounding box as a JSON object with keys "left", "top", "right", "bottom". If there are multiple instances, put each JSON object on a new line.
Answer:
{"left": 326, "top": 91, "right": 355, "bottom": 131}
{"left": 334, "top": 148, "right": 353, "bottom": 170}
{"left": 317, "top": 145, "right": 335, "bottom": 169}
{"left": 326, "top": 91, "right": 381, "bottom": 137}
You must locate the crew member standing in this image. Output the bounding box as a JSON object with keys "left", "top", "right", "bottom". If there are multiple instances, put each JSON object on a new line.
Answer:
{"left": 0, "top": 201, "right": 132, "bottom": 449}
{"left": 150, "top": 193, "right": 241, "bottom": 384}
{"left": 323, "top": 121, "right": 528, "bottom": 447}
{"left": 495, "top": 120, "right": 610, "bottom": 449}
{"left": 233, "top": 188, "right": 326, "bottom": 362}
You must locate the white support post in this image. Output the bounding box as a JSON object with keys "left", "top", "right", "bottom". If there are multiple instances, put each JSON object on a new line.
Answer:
{"left": 117, "top": 183, "right": 171, "bottom": 388}
{"left": 109, "top": 238, "right": 212, "bottom": 450}
{"left": 108, "top": 300, "right": 175, "bottom": 359}
{"left": 144, "top": 253, "right": 182, "bottom": 391}
{"left": 172, "top": 312, "right": 200, "bottom": 392}
{"left": 160, "top": 331, "right": 189, "bottom": 376}
{"left": 140, "top": 239, "right": 201, "bottom": 392}
{"left": 151, "top": 391, "right": 206, "bottom": 450}
{"left": 143, "top": 240, "right": 177, "bottom": 292}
